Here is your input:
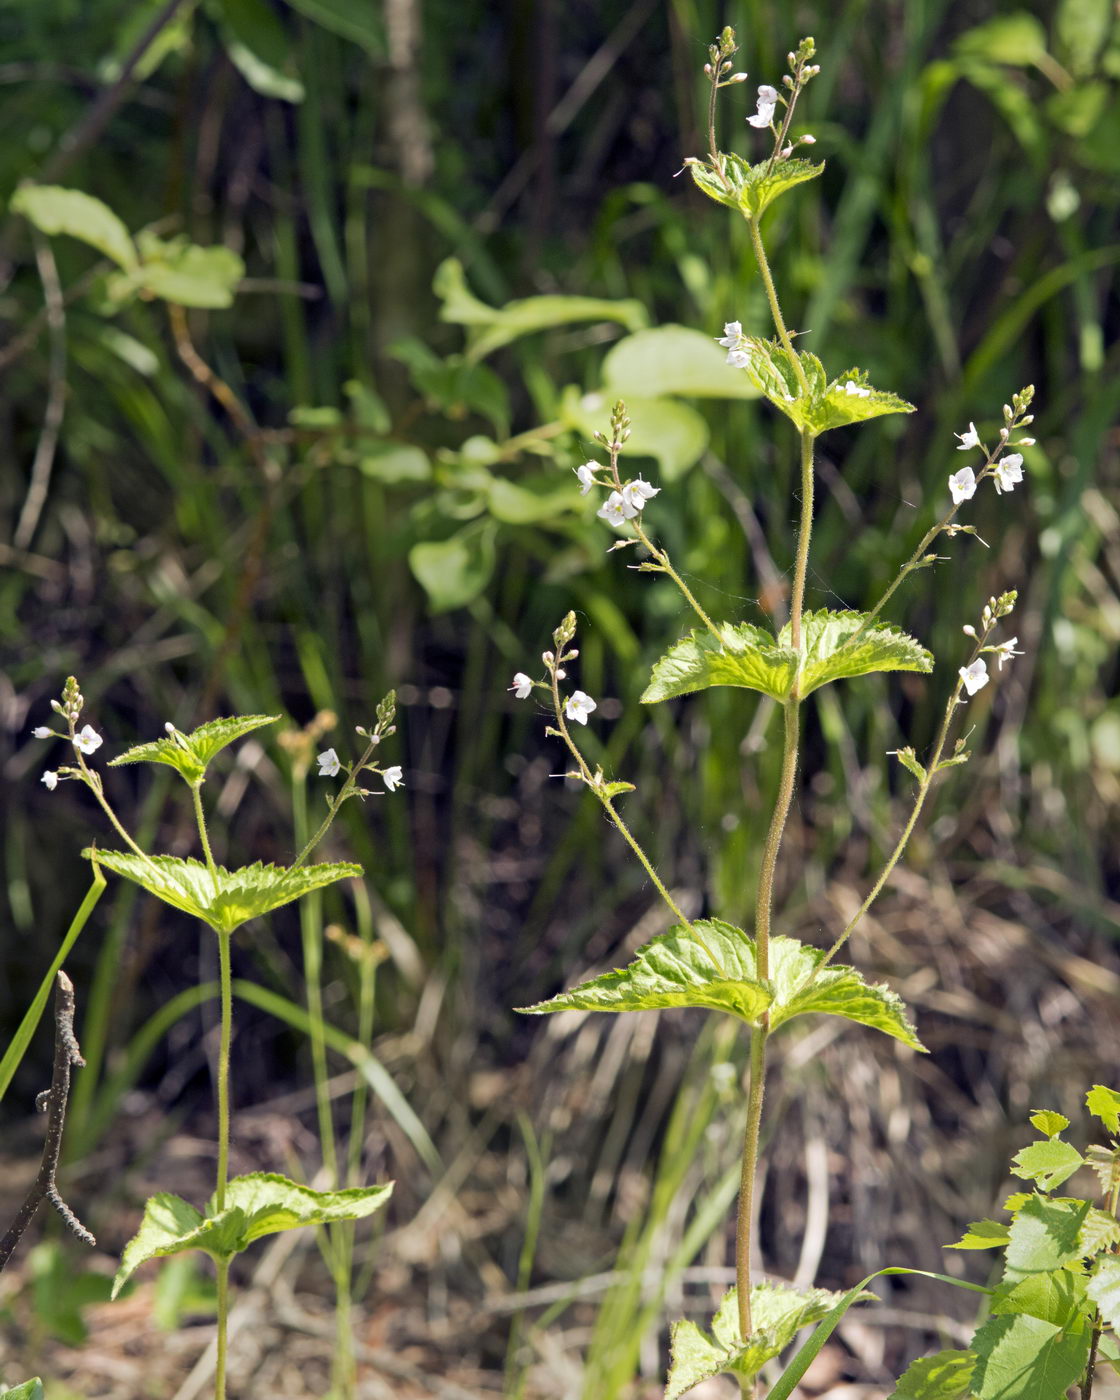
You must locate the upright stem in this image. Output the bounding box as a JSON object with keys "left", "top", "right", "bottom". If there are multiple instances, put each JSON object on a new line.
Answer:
{"left": 735, "top": 1024, "right": 768, "bottom": 1342}
{"left": 789, "top": 431, "right": 815, "bottom": 649}
{"left": 747, "top": 217, "right": 810, "bottom": 397}
{"left": 214, "top": 928, "right": 234, "bottom": 1399}
{"left": 215, "top": 1260, "right": 230, "bottom": 1400}
{"left": 192, "top": 782, "right": 219, "bottom": 890}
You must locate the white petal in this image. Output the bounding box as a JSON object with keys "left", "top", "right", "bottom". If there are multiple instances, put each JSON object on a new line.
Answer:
{"left": 383, "top": 765, "right": 404, "bottom": 792}
{"left": 510, "top": 672, "right": 533, "bottom": 699}
{"left": 32, "top": 726, "right": 52, "bottom": 739}
{"left": 41, "top": 770, "right": 59, "bottom": 790}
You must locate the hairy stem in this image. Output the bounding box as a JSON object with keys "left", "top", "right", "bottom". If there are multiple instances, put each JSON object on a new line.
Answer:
{"left": 191, "top": 782, "right": 219, "bottom": 890}
{"left": 215, "top": 1258, "right": 230, "bottom": 1400}
{"left": 215, "top": 930, "right": 233, "bottom": 1211}
{"left": 747, "top": 217, "right": 810, "bottom": 397}
{"left": 736, "top": 1024, "right": 768, "bottom": 1341}
{"left": 789, "top": 430, "right": 815, "bottom": 649}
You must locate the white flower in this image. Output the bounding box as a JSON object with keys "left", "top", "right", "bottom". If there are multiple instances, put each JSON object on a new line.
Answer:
{"left": 575, "top": 463, "right": 597, "bottom": 495}
{"left": 621, "top": 478, "right": 659, "bottom": 513}
{"left": 726, "top": 348, "right": 750, "bottom": 369}
{"left": 801, "top": 134, "right": 816, "bottom": 144}
{"left": 747, "top": 84, "right": 778, "bottom": 128}
{"left": 72, "top": 725, "right": 102, "bottom": 755}
{"left": 316, "top": 748, "right": 341, "bottom": 777}
{"left": 564, "top": 690, "right": 597, "bottom": 725}
{"left": 383, "top": 765, "right": 404, "bottom": 792}
{"left": 717, "top": 321, "right": 742, "bottom": 347}
{"left": 954, "top": 422, "right": 981, "bottom": 451}
{"left": 510, "top": 672, "right": 533, "bottom": 699}
{"left": 948, "top": 467, "right": 977, "bottom": 505}
{"left": 32, "top": 726, "right": 52, "bottom": 739}
{"left": 958, "top": 658, "right": 989, "bottom": 696}
{"left": 597, "top": 490, "right": 636, "bottom": 527}
{"left": 992, "top": 454, "right": 1024, "bottom": 494}
{"left": 993, "top": 637, "right": 1024, "bottom": 670}
{"left": 843, "top": 381, "right": 870, "bottom": 398}
{"left": 41, "top": 770, "right": 59, "bottom": 790}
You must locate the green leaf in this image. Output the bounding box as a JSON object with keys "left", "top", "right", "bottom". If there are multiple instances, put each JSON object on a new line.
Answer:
{"left": 970, "top": 1312, "right": 1090, "bottom": 1400}
{"left": 131, "top": 234, "right": 245, "bottom": 309}
{"left": 893, "top": 747, "right": 928, "bottom": 783}
{"left": 1086, "top": 1084, "right": 1120, "bottom": 1134}
{"left": 9, "top": 185, "right": 138, "bottom": 271}
{"left": 1029, "top": 1110, "right": 1070, "bottom": 1138}
{"left": 686, "top": 152, "right": 825, "bottom": 220}
{"left": 890, "top": 1349, "right": 976, "bottom": 1400}
{"left": 110, "top": 714, "right": 280, "bottom": 784}
{"left": 1088, "top": 1255, "right": 1120, "bottom": 1333}
{"left": 1079, "top": 1205, "right": 1120, "bottom": 1257}
{"left": 778, "top": 611, "right": 933, "bottom": 695}
{"left": 947, "top": 1219, "right": 1012, "bottom": 1250}
{"left": 1085, "top": 1145, "right": 1120, "bottom": 1199}
{"left": 0, "top": 1381, "right": 45, "bottom": 1399}
{"left": 766, "top": 937, "right": 924, "bottom": 1050}
{"left": 728, "top": 336, "right": 822, "bottom": 429}
{"left": 991, "top": 1269, "right": 1089, "bottom": 1329}
{"left": 595, "top": 781, "right": 635, "bottom": 799}
{"left": 215, "top": 0, "right": 304, "bottom": 102}
{"left": 517, "top": 919, "right": 773, "bottom": 1025}
{"left": 356, "top": 441, "right": 431, "bottom": 484}
{"left": 954, "top": 13, "right": 1049, "bottom": 66}
{"left": 805, "top": 369, "right": 916, "bottom": 434}
{"left": 666, "top": 1283, "right": 856, "bottom": 1399}
{"left": 601, "top": 325, "right": 759, "bottom": 400}
{"left": 1010, "top": 1139, "right": 1085, "bottom": 1191}
{"left": 113, "top": 1173, "right": 392, "bottom": 1295}
{"left": 1004, "top": 1196, "right": 1091, "bottom": 1281}
{"left": 486, "top": 476, "right": 578, "bottom": 525}
{"left": 559, "top": 388, "right": 708, "bottom": 482}
{"left": 82, "top": 851, "right": 361, "bottom": 936}
{"left": 409, "top": 524, "right": 497, "bottom": 613}
{"left": 279, "top": 0, "right": 383, "bottom": 51}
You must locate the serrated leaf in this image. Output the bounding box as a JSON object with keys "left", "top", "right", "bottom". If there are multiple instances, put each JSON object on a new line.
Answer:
{"left": 970, "top": 1311, "right": 1090, "bottom": 1400}
{"left": 1029, "top": 1110, "right": 1070, "bottom": 1138}
{"left": 517, "top": 919, "right": 773, "bottom": 1025}
{"left": 133, "top": 235, "right": 245, "bottom": 309}
{"left": 804, "top": 369, "right": 915, "bottom": 434}
{"left": 991, "top": 1269, "right": 1089, "bottom": 1329}
{"left": 893, "top": 747, "right": 927, "bottom": 782}
{"left": 1088, "top": 1255, "right": 1120, "bottom": 1333}
{"left": 1011, "top": 1139, "right": 1085, "bottom": 1191}
{"left": 1004, "top": 1196, "right": 1091, "bottom": 1281}
{"left": 686, "top": 152, "right": 825, "bottom": 220}
{"left": 1085, "top": 1145, "right": 1120, "bottom": 1198}
{"left": 776, "top": 610, "right": 933, "bottom": 696}
{"left": 1080, "top": 1206, "right": 1120, "bottom": 1258}
{"left": 1087, "top": 1085, "right": 1120, "bottom": 1135}
{"left": 1003, "top": 1192, "right": 1031, "bottom": 1214}
{"left": 666, "top": 1283, "right": 855, "bottom": 1399}
{"left": 890, "top": 1349, "right": 976, "bottom": 1400}
{"left": 728, "top": 336, "right": 822, "bottom": 430}
{"left": 767, "top": 937, "right": 924, "bottom": 1050}
{"left": 110, "top": 714, "right": 280, "bottom": 784}
{"left": 947, "top": 1219, "right": 1011, "bottom": 1250}
{"left": 10, "top": 185, "right": 138, "bottom": 271}
{"left": 113, "top": 1173, "right": 392, "bottom": 1295}
{"left": 82, "top": 851, "right": 361, "bottom": 935}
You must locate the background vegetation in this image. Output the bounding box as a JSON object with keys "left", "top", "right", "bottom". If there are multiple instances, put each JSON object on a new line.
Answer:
{"left": 1, "top": 0, "right": 1118, "bottom": 1394}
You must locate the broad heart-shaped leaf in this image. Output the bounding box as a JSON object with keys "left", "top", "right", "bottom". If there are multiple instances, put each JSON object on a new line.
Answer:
{"left": 0, "top": 1382, "right": 45, "bottom": 1399}
{"left": 82, "top": 851, "right": 361, "bottom": 935}
{"left": 1087, "top": 1255, "right": 1120, "bottom": 1333}
{"left": 1003, "top": 1196, "right": 1091, "bottom": 1282}
{"left": 1087, "top": 1084, "right": 1120, "bottom": 1135}
{"left": 9, "top": 185, "right": 138, "bottom": 271}
{"left": 602, "top": 325, "right": 759, "bottom": 400}
{"left": 801, "top": 368, "right": 915, "bottom": 435}
{"left": 686, "top": 152, "right": 825, "bottom": 220}
{"left": 1010, "top": 1139, "right": 1085, "bottom": 1192}
{"left": 110, "top": 714, "right": 280, "bottom": 784}
{"left": 970, "top": 1311, "right": 1090, "bottom": 1400}
{"left": 520, "top": 925, "right": 923, "bottom": 1051}
{"left": 642, "top": 612, "right": 931, "bottom": 706}
{"left": 889, "top": 1349, "right": 976, "bottom": 1400}
{"left": 666, "top": 1283, "right": 855, "bottom": 1399}
{"left": 112, "top": 1173, "right": 392, "bottom": 1296}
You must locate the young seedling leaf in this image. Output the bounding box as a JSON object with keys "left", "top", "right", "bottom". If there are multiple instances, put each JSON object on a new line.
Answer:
{"left": 775, "top": 611, "right": 933, "bottom": 696}
{"left": 1087, "top": 1255, "right": 1120, "bottom": 1333}
{"left": 1028, "top": 1110, "right": 1070, "bottom": 1138}
{"left": 0, "top": 1382, "right": 45, "bottom": 1399}
{"left": 83, "top": 852, "right": 361, "bottom": 935}
{"left": 666, "top": 1284, "right": 855, "bottom": 1399}
{"left": 991, "top": 1269, "right": 1089, "bottom": 1330}
{"left": 1086, "top": 1084, "right": 1120, "bottom": 1135}
{"left": 970, "top": 1311, "right": 1090, "bottom": 1400}
{"left": 889, "top": 1349, "right": 976, "bottom": 1400}
{"left": 946, "top": 1219, "right": 1011, "bottom": 1250}
{"left": 110, "top": 714, "right": 280, "bottom": 784}
{"left": 113, "top": 1174, "right": 392, "bottom": 1295}
{"left": 893, "top": 747, "right": 927, "bottom": 783}
{"left": 642, "top": 623, "right": 799, "bottom": 703}
{"left": 9, "top": 185, "right": 138, "bottom": 271}
{"left": 518, "top": 919, "right": 772, "bottom": 1025}
{"left": 725, "top": 336, "right": 822, "bottom": 431}
{"left": 1003, "top": 1196, "right": 1091, "bottom": 1281}
{"left": 595, "top": 781, "right": 636, "bottom": 799}
{"left": 1010, "top": 1139, "right": 1085, "bottom": 1191}
{"left": 804, "top": 368, "right": 915, "bottom": 434}
{"left": 685, "top": 153, "right": 825, "bottom": 220}
{"left": 767, "top": 938, "right": 924, "bottom": 1050}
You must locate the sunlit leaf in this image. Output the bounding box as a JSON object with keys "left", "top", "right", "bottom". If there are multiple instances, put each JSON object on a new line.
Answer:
{"left": 110, "top": 714, "right": 279, "bottom": 784}
{"left": 991, "top": 1269, "right": 1089, "bottom": 1330}
{"left": 215, "top": 0, "right": 303, "bottom": 102}
{"left": 130, "top": 234, "right": 245, "bottom": 309}
{"left": 1088, "top": 1255, "right": 1120, "bottom": 1333}
{"left": 1010, "top": 1139, "right": 1085, "bottom": 1192}
{"left": 970, "top": 1311, "right": 1090, "bottom": 1400}
{"left": 1028, "top": 1110, "right": 1070, "bottom": 1139}
{"left": 686, "top": 152, "right": 825, "bottom": 220}
{"left": 409, "top": 523, "right": 497, "bottom": 613}
{"left": 889, "top": 1349, "right": 976, "bottom": 1400}
{"left": 10, "top": 185, "right": 138, "bottom": 271}
{"left": 946, "top": 1219, "right": 1011, "bottom": 1250}
{"left": 1085, "top": 1144, "right": 1120, "bottom": 1199}
{"left": 777, "top": 611, "right": 933, "bottom": 695}
{"left": 1086, "top": 1084, "right": 1120, "bottom": 1135}
{"left": 1003, "top": 1196, "right": 1091, "bottom": 1281}
{"left": 560, "top": 388, "right": 709, "bottom": 482}
{"left": 806, "top": 368, "right": 915, "bottom": 434}
{"left": 0, "top": 1380, "right": 45, "bottom": 1399}
{"left": 602, "top": 325, "right": 758, "bottom": 400}
{"left": 766, "top": 937, "right": 924, "bottom": 1050}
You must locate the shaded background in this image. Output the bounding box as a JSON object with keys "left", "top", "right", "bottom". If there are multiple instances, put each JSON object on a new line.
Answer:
{"left": 1, "top": 0, "right": 1119, "bottom": 1394}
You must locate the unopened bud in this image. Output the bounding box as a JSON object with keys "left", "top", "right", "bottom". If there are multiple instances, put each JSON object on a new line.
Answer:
{"left": 800, "top": 133, "right": 816, "bottom": 144}
{"left": 1016, "top": 437, "right": 1035, "bottom": 447}
{"left": 730, "top": 71, "right": 748, "bottom": 82}
{"left": 962, "top": 624, "right": 977, "bottom": 638}
{"left": 704, "top": 63, "right": 713, "bottom": 75}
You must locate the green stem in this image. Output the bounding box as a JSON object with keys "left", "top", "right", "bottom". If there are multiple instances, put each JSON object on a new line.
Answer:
{"left": 747, "top": 217, "right": 810, "bottom": 397}
{"left": 736, "top": 1024, "right": 768, "bottom": 1342}
{"left": 191, "top": 781, "right": 219, "bottom": 890}
{"left": 754, "top": 700, "right": 801, "bottom": 977}
{"left": 215, "top": 930, "right": 233, "bottom": 1211}
{"left": 215, "top": 1259, "right": 230, "bottom": 1400}
{"left": 631, "top": 516, "right": 716, "bottom": 633}
{"left": 789, "top": 431, "right": 815, "bottom": 650}
{"left": 291, "top": 734, "right": 382, "bottom": 869}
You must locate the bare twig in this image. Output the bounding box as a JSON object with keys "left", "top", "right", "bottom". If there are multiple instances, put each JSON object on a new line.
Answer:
{"left": 13, "top": 234, "right": 67, "bottom": 550}
{"left": 0, "top": 971, "right": 94, "bottom": 1273}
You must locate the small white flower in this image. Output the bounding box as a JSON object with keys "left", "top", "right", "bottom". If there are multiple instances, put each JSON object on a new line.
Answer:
{"left": 843, "top": 381, "right": 871, "bottom": 398}
{"left": 954, "top": 422, "right": 981, "bottom": 451}
{"left": 564, "top": 690, "right": 597, "bottom": 725}
{"left": 575, "top": 463, "right": 597, "bottom": 495}
{"left": 747, "top": 84, "right": 778, "bottom": 128}
{"left": 958, "top": 658, "right": 989, "bottom": 697}
{"left": 992, "top": 454, "right": 1024, "bottom": 494}
{"left": 510, "top": 672, "right": 533, "bottom": 699}
{"left": 597, "top": 490, "right": 636, "bottom": 527}
{"left": 948, "top": 467, "right": 977, "bottom": 505}
{"left": 383, "top": 765, "right": 404, "bottom": 792}
{"left": 72, "top": 724, "right": 102, "bottom": 755}
{"left": 41, "top": 770, "right": 59, "bottom": 790}
{"left": 993, "top": 637, "right": 1024, "bottom": 670}
{"left": 717, "top": 321, "right": 742, "bottom": 347}
{"left": 32, "top": 726, "right": 52, "bottom": 739}
{"left": 316, "top": 748, "right": 341, "bottom": 777}
{"left": 726, "top": 348, "right": 750, "bottom": 369}
{"left": 621, "top": 478, "right": 660, "bottom": 513}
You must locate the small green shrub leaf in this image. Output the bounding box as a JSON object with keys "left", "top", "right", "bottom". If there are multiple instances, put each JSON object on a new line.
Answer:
{"left": 10, "top": 185, "right": 138, "bottom": 270}
{"left": 130, "top": 234, "right": 245, "bottom": 308}
{"left": 1004, "top": 1196, "right": 1091, "bottom": 1280}
{"left": 686, "top": 152, "right": 825, "bottom": 220}
{"left": 0, "top": 1381, "right": 45, "bottom": 1399}
{"left": 1028, "top": 1110, "right": 1070, "bottom": 1138}
{"left": 110, "top": 714, "right": 280, "bottom": 784}
{"left": 82, "top": 852, "right": 361, "bottom": 935}
{"left": 113, "top": 1174, "right": 392, "bottom": 1295}
{"left": 1010, "top": 1139, "right": 1085, "bottom": 1191}
{"left": 947, "top": 1219, "right": 1012, "bottom": 1250}
{"left": 409, "top": 524, "right": 497, "bottom": 613}
{"left": 1088, "top": 1255, "right": 1120, "bottom": 1333}
{"left": 889, "top": 1349, "right": 976, "bottom": 1399}
{"left": 970, "top": 1311, "right": 1090, "bottom": 1400}
{"left": 666, "top": 1284, "right": 855, "bottom": 1399}
{"left": 767, "top": 938, "right": 924, "bottom": 1050}
{"left": 517, "top": 919, "right": 772, "bottom": 1025}
{"left": 215, "top": 0, "right": 304, "bottom": 103}
{"left": 1086, "top": 1084, "right": 1120, "bottom": 1135}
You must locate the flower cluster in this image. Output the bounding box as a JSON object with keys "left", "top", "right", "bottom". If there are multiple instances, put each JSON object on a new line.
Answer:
{"left": 509, "top": 613, "right": 600, "bottom": 739}
{"left": 31, "top": 676, "right": 103, "bottom": 792}
{"left": 315, "top": 690, "right": 403, "bottom": 796}
{"left": 572, "top": 400, "right": 662, "bottom": 536}
{"left": 947, "top": 388, "right": 1035, "bottom": 507}
{"left": 741, "top": 39, "right": 819, "bottom": 156}
{"left": 957, "top": 591, "right": 1023, "bottom": 698}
